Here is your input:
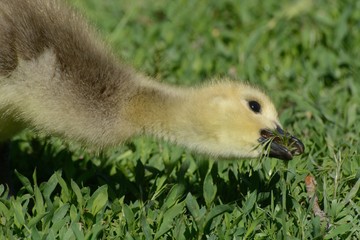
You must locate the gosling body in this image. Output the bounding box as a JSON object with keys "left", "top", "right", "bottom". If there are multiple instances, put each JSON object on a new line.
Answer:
{"left": 0, "top": 0, "right": 304, "bottom": 160}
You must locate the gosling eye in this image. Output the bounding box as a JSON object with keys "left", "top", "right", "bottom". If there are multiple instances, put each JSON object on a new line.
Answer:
{"left": 248, "top": 100, "right": 261, "bottom": 114}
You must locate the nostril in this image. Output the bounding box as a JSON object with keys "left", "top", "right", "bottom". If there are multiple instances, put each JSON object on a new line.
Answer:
{"left": 260, "top": 129, "right": 273, "bottom": 139}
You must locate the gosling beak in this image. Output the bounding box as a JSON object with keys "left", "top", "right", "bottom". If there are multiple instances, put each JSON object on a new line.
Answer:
{"left": 258, "top": 125, "right": 304, "bottom": 161}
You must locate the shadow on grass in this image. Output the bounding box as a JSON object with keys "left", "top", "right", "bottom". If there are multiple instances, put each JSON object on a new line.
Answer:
{"left": 7, "top": 135, "right": 289, "bottom": 211}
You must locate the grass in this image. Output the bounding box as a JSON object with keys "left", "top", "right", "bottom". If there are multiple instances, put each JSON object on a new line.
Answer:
{"left": 1, "top": 0, "right": 360, "bottom": 239}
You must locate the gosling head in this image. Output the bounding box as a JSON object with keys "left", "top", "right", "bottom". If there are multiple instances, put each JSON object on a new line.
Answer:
{"left": 185, "top": 82, "right": 304, "bottom": 160}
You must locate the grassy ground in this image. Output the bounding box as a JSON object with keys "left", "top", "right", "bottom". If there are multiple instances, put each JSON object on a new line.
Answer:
{"left": 1, "top": 0, "right": 360, "bottom": 239}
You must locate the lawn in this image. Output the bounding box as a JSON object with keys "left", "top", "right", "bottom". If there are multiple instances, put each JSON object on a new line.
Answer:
{"left": 1, "top": 0, "right": 359, "bottom": 239}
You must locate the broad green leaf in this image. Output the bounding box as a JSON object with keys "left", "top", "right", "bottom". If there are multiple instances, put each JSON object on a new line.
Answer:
{"left": 185, "top": 193, "right": 200, "bottom": 220}
{"left": 85, "top": 223, "right": 104, "bottom": 240}
{"left": 0, "top": 201, "right": 10, "bottom": 217}
{"left": 242, "top": 191, "right": 257, "bottom": 215}
{"left": 325, "top": 224, "right": 352, "bottom": 239}
{"left": 155, "top": 201, "right": 185, "bottom": 239}
{"left": 63, "top": 227, "right": 75, "bottom": 240}
{"left": 203, "top": 173, "right": 217, "bottom": 207}
{"left": 43, "top": 173, "right": 59, "bottom": 199}
{"left": 163, "top": 184, "right": 184, "bottom": 209}
{"left": 344, "top": 177, "right": 360, "bottom": 204}
{"left": 30, "top": 226, "right": 42, "bottom": 240}
{"left": 34, "top": 184, "right": 44, "bottom": 215}
{"left": 140, "top": 214, "right": 152, "bottom": 240}
{"left": 56, "top": 172, "right": 71, "bottom": 203}
{"left": 71, "top": 222, "right": 85, "bottom": 240}
{"left": 12, "top": 200, "right": 25, "bottom": 228}
{"left": 243, "top": 215, "right": 263, "bottom": 240}
{"left": 15, "top": 170, "right": 33, "bottom": 194}
{"left": 52, "top": 204, "right": 70, "bottom": 223}
{"left": 123, "top": 204, "right": 134, "bottom": 226}
{"left": 204, "top": 205, "right": 233, "bottom": 231}
{"left": 87, "top": 185, "right": 108, "bottom": 216}
{"left": 70, "top": 204, "right": 79, "bottom": 222}
{"left": 51, "top": 217, "right": 70, "bottom": 235}
{"left": 71, "top": 180, "right": 83, "bottom": 207}
{"left": 28, "top": 212, "right": 48, "bottom": 228}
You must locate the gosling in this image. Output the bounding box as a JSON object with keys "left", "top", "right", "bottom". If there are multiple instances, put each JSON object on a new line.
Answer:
{"left": 0, "top": 0, "right": 304, "bottom": 161}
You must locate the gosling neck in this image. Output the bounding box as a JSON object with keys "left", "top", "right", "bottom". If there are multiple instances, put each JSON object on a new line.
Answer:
{"left": 125, "top": 78, "right": 193, "bottom": 144}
